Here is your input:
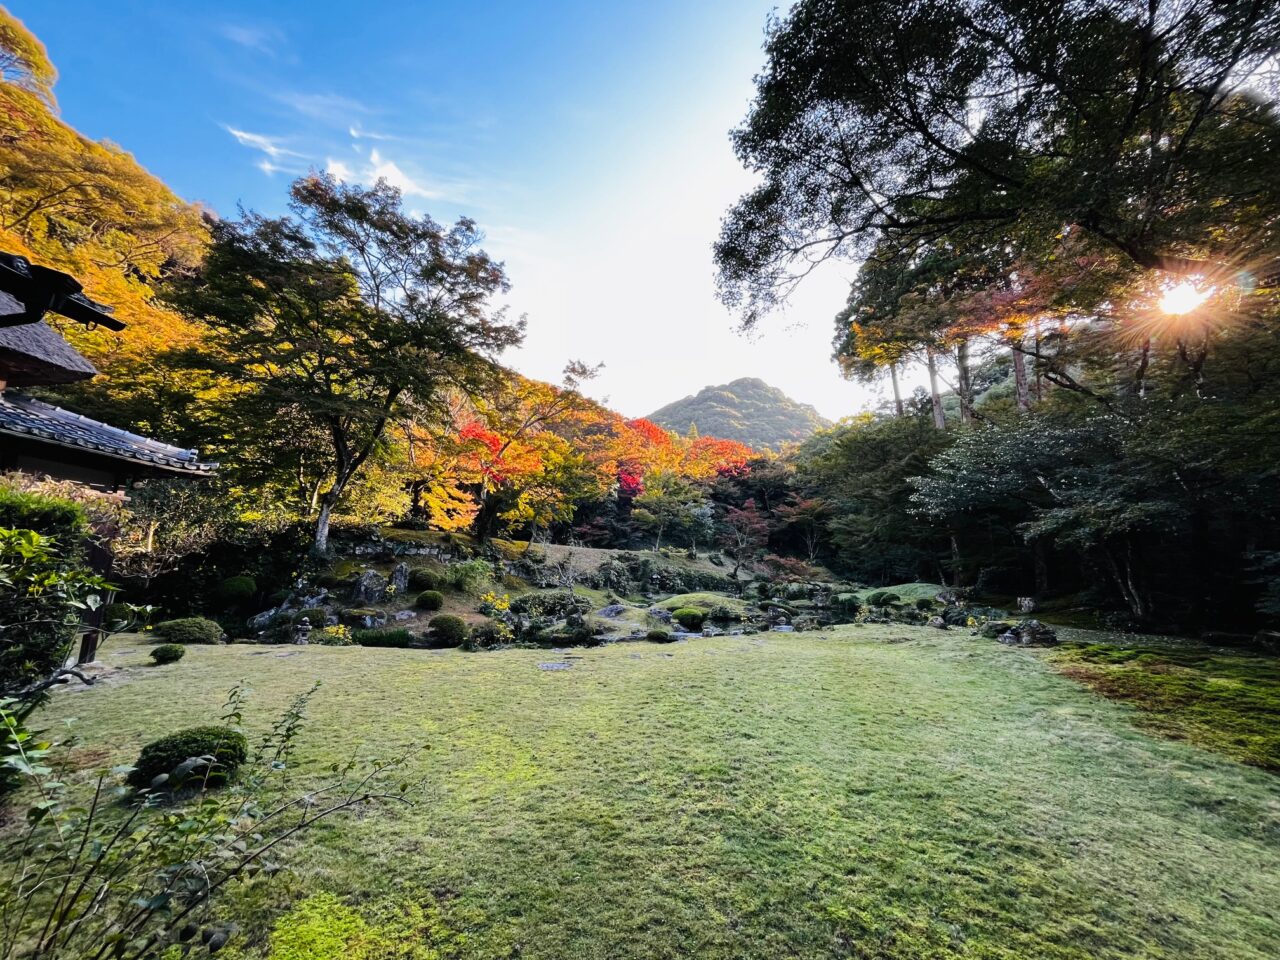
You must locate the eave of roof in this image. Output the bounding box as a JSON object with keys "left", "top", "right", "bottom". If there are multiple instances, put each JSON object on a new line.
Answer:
{"left": 0, "top": 392, "right": 217, "bottom": 476}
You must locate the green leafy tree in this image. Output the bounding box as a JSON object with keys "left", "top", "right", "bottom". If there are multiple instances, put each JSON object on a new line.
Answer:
{"left": 168, "top": 175, "right": 522, "bottom": 552}
{"left": 717, "top": 0, "right": 1280, "bottom": 325}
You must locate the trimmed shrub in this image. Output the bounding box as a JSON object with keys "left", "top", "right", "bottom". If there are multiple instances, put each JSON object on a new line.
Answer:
{"left": 127, "top": 726, "right": 248, "bottom": 790}
{"left": 865, "top": 591, "right": 902, "bottom": 607}
{"left": 352, "top": 628, "right": 414, "bottom": 648}
{"left": 0, "top": 484, "right": 87, "bottom": 552}
{"left": 915, "top": 597, "right": 936, "bottom": 611}
{"left": 213, "top": 575, "right": 256, "bottom": 610}
{"left": 293, "top": 607, "right": 329, "bottom": 626}
{"left": 0, "top": 489, "right": 90, "bottom": 695}
{"left": 708, "top": 604, "right": 742, "bottom": 623}
{"left": 510, "top": 590, "right": 591, "bottom": 619}
{"left": 448, "top": 558, "right": 494, "bottom": 594}
{"left": 427, "top": 615, "right": 468, "bottom": 648}
{"left": 671, "top": 607, "right": 705, "bottom": 631}
{"left": 408, "top": 567, "right": 443, "bottom": 591}
{"left": 646, "top": 629, "right": 675, "bottom": 643}
{"left": 149, "top": 643, "right": 185, "bottom": 665}
{"left": 155, "top": 617, "right": 224, "bottom": 645}
{"left": 415, "top": 590, "right": 444, "bottom": 611}
{"left": 466, "top": 620, "right": 514, "bottom": 651}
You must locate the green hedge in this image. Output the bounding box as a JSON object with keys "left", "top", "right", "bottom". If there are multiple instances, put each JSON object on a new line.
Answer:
{"left": 352, "top": 628, "right": 415, "bottom": 648}
{"left": 156, "top": 617, "right": 224, "bottom": 644}
{"left": 127, "top": 725, "right": 248, "bottom": 790}
{"left": 0, "top": 485, "right": 87, "bottom": 556}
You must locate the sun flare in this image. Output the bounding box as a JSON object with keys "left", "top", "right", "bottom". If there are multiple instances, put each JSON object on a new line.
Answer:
{"left": 1158, "top": 280, "right": 1212, "bottom": 315}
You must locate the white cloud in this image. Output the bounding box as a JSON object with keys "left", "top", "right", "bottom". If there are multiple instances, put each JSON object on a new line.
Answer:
{"left": 349, "top": 123, "right": 396, "bottom": 141}
{"left": 276, "top": 92, "right": 370, "bottom": 126}
{"left": 225, "top": 127, "right": 309, "bottom": 176}
{"left": 326, "top": 158, "right": 353, "bottom": 179}
{"left": 366, "top": 149, "right": 439, "bottom": 199}
{"left": 219, "top": 24, "right": 283, "bottom": 55}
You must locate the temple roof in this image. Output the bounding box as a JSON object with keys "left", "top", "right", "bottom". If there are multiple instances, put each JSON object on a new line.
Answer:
{"left": 0, "top": 393, "right": 217, "bottom": 476}
{"left": 0, "top": 319, "right": 98, "bottom": 386}
{"left": 0, "top": 254, "right": 124, "bottom": 331}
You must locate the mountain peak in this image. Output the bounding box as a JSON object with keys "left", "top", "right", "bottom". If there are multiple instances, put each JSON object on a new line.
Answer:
{"left": 645, "top": 379, "right": 830, "bottom": 451}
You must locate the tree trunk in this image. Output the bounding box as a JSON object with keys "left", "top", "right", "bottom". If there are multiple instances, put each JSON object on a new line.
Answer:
{"left": 1012, "top": 341, "right": 1031, "bottom": 412}
{"left": 956, "top": 340, "right": 975, "bottom": 423}
{"left": 889, "top": 363, "right": 904, "bottom": 417}
{"left": 926, "top": 350, "right": 946, "bottom": 430}
{"left": 314, "top": 496, "right": 336, "bottom": 554}
{"left": 1033, "top": 540, "right": 1049, "bottom": 598}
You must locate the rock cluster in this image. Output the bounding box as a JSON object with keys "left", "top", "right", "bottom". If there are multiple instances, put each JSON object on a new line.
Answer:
{"left": 996, "top": 619, "right": 1058, "bottom": 647}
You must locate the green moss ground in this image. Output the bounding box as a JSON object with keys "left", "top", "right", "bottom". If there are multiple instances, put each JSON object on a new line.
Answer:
{"left": 1051, "top": 641, "right": 1280, "bottom": 770}
{"left": 854, "top": 582, "right": 945, "bottom": 603}
{"left": 33, "top": 627, "right": 1280, "bottom": 959}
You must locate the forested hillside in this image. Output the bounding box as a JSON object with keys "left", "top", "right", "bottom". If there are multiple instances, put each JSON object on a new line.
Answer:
{"left": 646, "top": 377, "right": 829, "bottom": 450}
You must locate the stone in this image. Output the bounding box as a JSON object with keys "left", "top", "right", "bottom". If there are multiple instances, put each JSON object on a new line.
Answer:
{"left": 341, "top": 608, "right": 387, "bottom": 630}
{"left": 646, "top": 606, "right": 673, "bottom": 624}
{"left": 1253, "top": 630, "right": 1280, "bottom": 654}
{"left": 997, "top": 618, "right": 1058, "bottom": 647}
{"left": 1017, "top": 596, "right": 1038, "bottom": 613}
{"left": 980, "top": 620, "right": 1014, "bottom": 639}
{"left": 389, "top": 562, "right": 410, "bottom": 595}
{"left": 247, "top": 607, "right": 279, "bottom": 631}
{"left": 350, "top": 570, "right": 388, "bottom": 604}
{"left": 393, "top": 609, "right": 417, "bottom": 621}
{"left": 771, "top": 624, "right": 795, "bottom": 632}
{"left": 927, "top": 616, "right": 948, "bottom": 630}
{"left": 597, "top": 604, "right": 629, "bottom": 619}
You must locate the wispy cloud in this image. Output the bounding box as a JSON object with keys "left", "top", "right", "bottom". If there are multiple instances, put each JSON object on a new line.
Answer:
{"left": 219, "top": 24, "right": 284, "bottom": 56}
{"left": 349, "top": 123, "right": 396, "bottom": 141}
{"left": 224, "top": 126, "right": 309, "bottom": 175}
{"left": 275, "top": 92, "right": 371, "bottom": 126}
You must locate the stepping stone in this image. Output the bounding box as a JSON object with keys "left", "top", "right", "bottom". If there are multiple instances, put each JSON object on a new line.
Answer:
{"left": 538, "top": 662, "right": 572, "bottom": 671}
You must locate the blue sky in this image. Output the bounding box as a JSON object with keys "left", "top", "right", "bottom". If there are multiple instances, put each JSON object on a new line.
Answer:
{"left": 18, "top": 1, "right": 878, "bottom": 420}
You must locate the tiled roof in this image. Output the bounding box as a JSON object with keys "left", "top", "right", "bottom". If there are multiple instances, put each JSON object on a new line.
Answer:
{"left": 0, "top": 320, "right": 98, "bottom": 385}
{"left": 0, "top": 392, "right": 217, "bottom": 475}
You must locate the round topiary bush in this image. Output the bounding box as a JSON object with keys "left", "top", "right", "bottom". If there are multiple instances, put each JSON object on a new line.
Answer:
{"left": 213, "top": 575, "right": 256, "bottom": 610}
{"left": 914, "top": 597, "right": 936, "bottom": 611}
{"left": 646, "top": 629, "right": 675, "bottom": 643}
{"left": 671, "top": 607, "right": 705, "bottom": 631}
{"left": 865, "top": 591, "right": 902, "bottom": 607}
{"left": 415, "top": 590, "right": 444, "bottom": 611}
{"left": 427, "top": 614, "right": 468, "bottom": 648}
{"left": 156, "top": 617, "right": 224, "bottom": 645}
{"left": 126, "top": 726, "right": 248, "bottom": 791}
{"left": 408, "top": 567, "right": 443, "bottom": 591}
{"left": 149, "top": 643, "right": 185, "bottom": 665}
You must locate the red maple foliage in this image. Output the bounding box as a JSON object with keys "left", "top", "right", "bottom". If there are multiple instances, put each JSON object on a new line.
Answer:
{"left": 617, "top": 469, "right": 643, "bottom": 497}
